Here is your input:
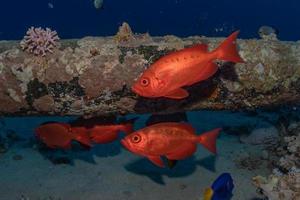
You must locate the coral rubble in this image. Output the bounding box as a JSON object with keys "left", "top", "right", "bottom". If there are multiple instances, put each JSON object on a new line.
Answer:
{"left": 253, "top": 171, "right": 300, "bottom": 200}
{"left": 252, "top": 118, "right": 300, "bottom": 200}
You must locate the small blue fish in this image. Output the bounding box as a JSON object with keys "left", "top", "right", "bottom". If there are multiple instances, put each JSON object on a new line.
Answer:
{"left": 203, "top": 173, "right": 234, "bottom": 200}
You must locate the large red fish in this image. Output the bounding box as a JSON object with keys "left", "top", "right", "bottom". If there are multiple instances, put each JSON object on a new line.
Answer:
{"left": 132, "top": 31, "right": 244, "bottom": 99}
{"left": 35, "top": 122, "right": 92, "bottom": 149}
{"left": 121, "top": 122, "right": 221, "bottom": 168}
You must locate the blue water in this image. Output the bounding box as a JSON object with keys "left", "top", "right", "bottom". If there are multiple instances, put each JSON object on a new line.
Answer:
{"left": 0, "top": 0, "right": 299, "bottom": 40}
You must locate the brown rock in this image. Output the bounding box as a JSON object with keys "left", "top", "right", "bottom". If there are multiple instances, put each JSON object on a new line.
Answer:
{"left": 43, "top": 57, "right": 73, "bottom": 84}
{"left": 0, "top": 66, "right": 28, "bottom": 113}
{"left": 114, "top": 22, "right": 135, "bottom": 43}
{"left": 32, "top": 95, "right": 55, "bottom": 112}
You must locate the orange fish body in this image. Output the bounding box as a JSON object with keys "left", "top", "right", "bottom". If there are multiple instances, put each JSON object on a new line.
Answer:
{"left": 69, "top": 117, "right": 136, "bottom": 144}
{"left": 70, "top": 126, "right": 93, "bottom": 147}
{"left": 132, "top": 31, "right": 244, "bottom": 99}
{"left": 88, "top": 123, "right": 134, "bottom": 144}
{"left": 121, "top": 122, "right": 221, "bottom": 167}
{"left": 35, "top": 122, "right": 92, "bottom": 149}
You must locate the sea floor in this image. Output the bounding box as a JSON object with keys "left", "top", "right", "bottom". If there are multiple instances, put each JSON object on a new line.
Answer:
{"left": 0, "top": 111, "right": 274, "bottom": 200}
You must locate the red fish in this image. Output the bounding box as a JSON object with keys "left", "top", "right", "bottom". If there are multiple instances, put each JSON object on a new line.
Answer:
{"left": 131, "top": 31, "right": 244, "bottom": 99}
{"left": 70, "top": 117, "right": 136, "bottom": 144}
{"left": 35, "top": 122, "right": 92, "bottom": 149}
{"left": 88, "top": 122, "right": 134, "bottom": 144}
{"left": 121, "top": 122, "right": 221, "bottom": 167}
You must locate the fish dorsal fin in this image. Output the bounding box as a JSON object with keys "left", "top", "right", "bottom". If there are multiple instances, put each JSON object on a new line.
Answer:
{"left": 158, "top": 122, "right": 195, "bottom": 134}
{"left": 180, "top": 124, "right": 196, "bottom": 135}
{"left": 186, "top": 44, "right": 208, "bottom": 52}
{"left": 148, "top": 122, "right": 196, "bottom": 135}
{"left": 147, "top": 155, "right": 165, "bottom": 167}
{"left": 164, "top": 88, "right": 189, "bottom": 99}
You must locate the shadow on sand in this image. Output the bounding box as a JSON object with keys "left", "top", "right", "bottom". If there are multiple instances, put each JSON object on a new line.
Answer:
{"left": 36, "top": 139, "right": 122, "bottom": 165}
{"left": 124, "top": 155, "right": 217, "bottom": 185}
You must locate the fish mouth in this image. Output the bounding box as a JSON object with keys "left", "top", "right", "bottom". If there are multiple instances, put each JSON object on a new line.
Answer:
{"left": 121, "top": 139, "right": 144, "bottom": 156}
{"left": 131, "top": 85, "right": 156, "bottom": 98}
{"left": 131, "top": 85, "right": 142, "bottom": 95}
{"left": 121, "top": 139, "right": 139, "bottom": 155}
{"left": 121, "top": 139, "right": 130, "bottom": 151}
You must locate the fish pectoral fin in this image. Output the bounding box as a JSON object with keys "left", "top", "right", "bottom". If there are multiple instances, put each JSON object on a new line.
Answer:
{"left": 166, "top": 159, "right": 178, "bottom": 169}
{"left": 164, "top": 88, "right": 189, "bottom": 99}
{"left": 166, "top": 142, "right": 197, "bottom": 160}
{"left": 147, "top": 156, "right": 165, "bottom": 168}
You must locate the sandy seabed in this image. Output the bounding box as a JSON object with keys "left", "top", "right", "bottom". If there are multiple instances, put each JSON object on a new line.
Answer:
{"left": 0, "top": 112, "right": 272, "bottom": 200}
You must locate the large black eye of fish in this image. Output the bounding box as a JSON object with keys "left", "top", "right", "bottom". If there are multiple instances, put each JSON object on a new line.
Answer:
{"left": 140, "top": 78, "right": 150, "bottom": 87}
{"left": 131, "top": 134, "right": 141, "bottom": 143}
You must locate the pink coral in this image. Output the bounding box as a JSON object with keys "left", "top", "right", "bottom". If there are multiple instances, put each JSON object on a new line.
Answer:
{"left": 20, "top": 27, "right": 60, "bottom": 56}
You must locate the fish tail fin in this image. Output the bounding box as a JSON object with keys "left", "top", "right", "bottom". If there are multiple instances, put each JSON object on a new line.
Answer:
{"left": 118, "top": 117, "right": 138, "bottom": 134}
{"left": 213, "top": 31, "right": 244, "bottom": 63}
{"left": 121, "top": 123, "right": 134, "bottom": 134}
{"left": 72, "top": 127, "right": 92, "bottom": 148}
{"left": 203, "top": 187, "right": 214, "bottom": 200}
{"left": 197, "top": 128, "right": 221, "bottom": 154}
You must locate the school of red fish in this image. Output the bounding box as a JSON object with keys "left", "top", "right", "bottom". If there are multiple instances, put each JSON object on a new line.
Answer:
{"left": 35, "top": 31, "right": 244, "bottom": 168}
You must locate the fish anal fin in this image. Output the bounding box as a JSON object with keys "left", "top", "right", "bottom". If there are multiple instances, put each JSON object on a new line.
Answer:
{"left": 166, "top": 142, "right": 197, "bottom": 160}
{"left": 147, "top": 156, "right": 165, "bottom": 168}
{"left": 164, "top": 88, "right": 189, "bottom": 99}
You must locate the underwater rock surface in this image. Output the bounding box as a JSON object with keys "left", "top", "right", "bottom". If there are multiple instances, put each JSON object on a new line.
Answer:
{"left": 240, "top": 126, "right": 279, "bottom": 145}
{"left": 252, "top": 117, "right": 300, "bottom": 200}
{"left": 0, "top": 26, "right": 300, "bottom": 117}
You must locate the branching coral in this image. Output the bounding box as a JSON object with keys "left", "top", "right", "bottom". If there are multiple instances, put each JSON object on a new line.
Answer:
{"left": 20, "top": 27, "right": 60, "bottom": 56}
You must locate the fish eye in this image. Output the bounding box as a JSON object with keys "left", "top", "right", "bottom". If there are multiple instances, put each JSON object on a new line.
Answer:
{"left": 131, "top": 134, "right": 141, "bottom": 143}
{"left": 140, "top": 78, "right": 150, "bottom": 87}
